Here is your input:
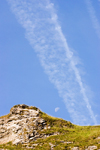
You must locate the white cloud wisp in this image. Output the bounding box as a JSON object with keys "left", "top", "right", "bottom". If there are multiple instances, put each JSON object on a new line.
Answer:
{"left": 85, "top": 0, "right": 100, "bottom": 39}
{"left": 7, "top": 0, "right": 97, "bottom": 125}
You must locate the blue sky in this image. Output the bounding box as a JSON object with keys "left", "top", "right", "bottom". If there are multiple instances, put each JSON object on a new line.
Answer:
{"left": 0, "top": 0, "right": 100, "bottom": 125}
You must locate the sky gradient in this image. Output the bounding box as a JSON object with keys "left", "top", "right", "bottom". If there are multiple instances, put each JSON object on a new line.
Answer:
{"left": 0, "top": 0, "right": 100, "bottom": 125}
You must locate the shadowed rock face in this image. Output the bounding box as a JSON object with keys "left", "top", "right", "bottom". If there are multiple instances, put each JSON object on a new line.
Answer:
{"left": 0, "top": 104, "right": 51, "bottom": 145}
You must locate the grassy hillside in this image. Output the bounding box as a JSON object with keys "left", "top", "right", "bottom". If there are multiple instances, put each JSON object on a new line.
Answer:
{"left": 0, "top": 108, "right": 100, "bottom": 149}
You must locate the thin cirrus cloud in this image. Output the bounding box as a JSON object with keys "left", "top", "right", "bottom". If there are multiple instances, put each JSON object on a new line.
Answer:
{"left": 7, "top": 0, "right": 97, "bottom": 125}
{"left": 85, "top": 0, "right": 100, "bottom": 39}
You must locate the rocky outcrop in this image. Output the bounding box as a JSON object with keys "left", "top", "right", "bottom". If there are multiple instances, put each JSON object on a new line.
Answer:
{"left": 0, "top": 104, "right": 51, "bottom": 145}
{"left": 72, "top": 146, "right": 97, "bottom": 150}
{"left": 86, "top": 146, "right": 97, "bottom": 150}
{"left": 0, "top": 104, "right": 99, "bottom": 150}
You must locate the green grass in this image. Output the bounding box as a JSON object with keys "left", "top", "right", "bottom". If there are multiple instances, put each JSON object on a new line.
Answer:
{"left": 0, "top": 142, "right": 26, "bottom": 150}
{"left": 0, "top": 113, "right": 11, "bottom": 119}
{"left": 0, "top": 124, "right": 100, "bottom": 149}
{"left": 39, "top": 111, "right": 74, "bottom": 128}
{"left": 0, "top": 106, "right": 100, "bottom": 149}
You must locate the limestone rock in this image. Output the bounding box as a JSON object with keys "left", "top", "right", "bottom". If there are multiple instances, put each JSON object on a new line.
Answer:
{"left": 49, "top": 143, "right": 55, "bottom": 150}
{"left": 0, "top": 104, "right": 52, "bottom": 145}
{"left": 87, "top": 146, "right": 97, "bottom": 150}
{"left": 72, "top": 147, "right": 79, "bottom": 150}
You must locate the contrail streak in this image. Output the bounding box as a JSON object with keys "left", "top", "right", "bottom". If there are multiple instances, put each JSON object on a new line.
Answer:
{"left": 85, "top": 0, "right": 100, "bottom": 39}
{"left": 7, "top": 0, "right": 97, "bottom": 125}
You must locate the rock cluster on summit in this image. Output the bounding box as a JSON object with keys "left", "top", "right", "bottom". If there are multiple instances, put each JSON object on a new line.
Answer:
{"left": 0, "top": 104, "right": 51, "bottom": 145}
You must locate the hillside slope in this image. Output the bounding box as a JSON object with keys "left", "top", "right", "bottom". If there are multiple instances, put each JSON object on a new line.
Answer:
{"left": 0, "top": 104, "right": 100, "bottom": 150}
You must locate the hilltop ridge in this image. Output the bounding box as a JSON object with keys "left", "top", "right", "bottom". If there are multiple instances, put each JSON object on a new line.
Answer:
{"left": 0, "top": 104, "right": 100, "bottom": 150}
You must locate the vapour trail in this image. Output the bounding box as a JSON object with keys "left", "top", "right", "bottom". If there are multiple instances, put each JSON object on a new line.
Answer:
{"left": 85, "top": 0, "right": 100, "bottom": 39}
{"left": 7, "top": 0, "right": 97, "bottom": 125}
